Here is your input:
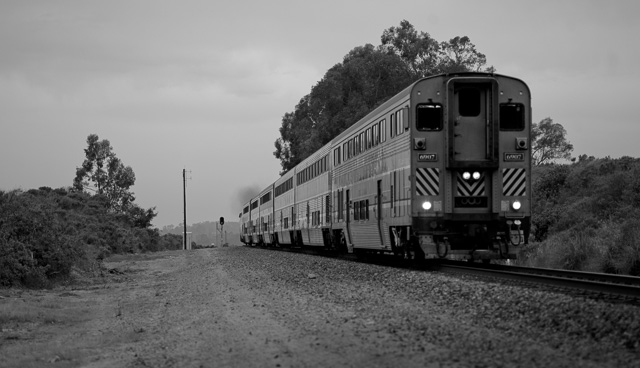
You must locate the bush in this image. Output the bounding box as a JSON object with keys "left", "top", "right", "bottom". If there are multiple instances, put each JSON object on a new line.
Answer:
{"left": 0, "top": 238, "right": 43, "bottom": 287}
{"left": 604, "top": 219, "right": 640, "bottom": 275}
{"left": 0, "top": 188, "right": 167, "bottom": 287}
{"left": 523, "top": 157, "right": 640, "bottom": 274}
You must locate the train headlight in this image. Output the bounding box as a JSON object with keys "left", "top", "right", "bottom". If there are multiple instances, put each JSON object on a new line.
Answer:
{"left": 422, "top": 201, "right": 432, "bottom": 210}
{"left": 512, "top": 200, "right": 522, "bottom": 211}
{"left": 472, "top": 171, "right": 481, "bottom": 180}
{"left": 462, "top": 172, "right": 471, "bottom": 180}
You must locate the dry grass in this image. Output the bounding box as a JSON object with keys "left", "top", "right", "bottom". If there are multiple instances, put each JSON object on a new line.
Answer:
{"left": 0, "top": 294, "right": 70, "bottom": 326}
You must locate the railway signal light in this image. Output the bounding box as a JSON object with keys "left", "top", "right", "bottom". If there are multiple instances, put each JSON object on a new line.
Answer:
{"left": 220, "top": 216, "right": 224, "bottom": 225}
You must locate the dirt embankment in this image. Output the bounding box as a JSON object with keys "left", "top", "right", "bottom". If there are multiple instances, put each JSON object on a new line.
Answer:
{"left": 1, "top": 247, "right": 639, "bottom": 367}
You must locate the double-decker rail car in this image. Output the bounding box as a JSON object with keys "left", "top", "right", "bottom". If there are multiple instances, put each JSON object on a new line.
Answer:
{"left": 410, "top": 73, "right": 531, "bottom": 260}
{"left": 256, "top": 185, "right": 275, "bottom": 245}
{"left": 240, "top": 201, "right": 251, "bottom": 244}
{"left": 272, "top": 168, "right": 296, "bottom": 246}
{"left": 240, "top": 72, "right": 531, "bottom": 261}
{"left": 293, "top": 144, "right": 332, "bottom": 247}
{"left": 247, "top": 195, "right": 260, "bottom": 245}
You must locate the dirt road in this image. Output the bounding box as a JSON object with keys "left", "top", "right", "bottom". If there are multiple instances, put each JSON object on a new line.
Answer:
{"left": 1, "top": 247, "right": 639, "bottom": 367}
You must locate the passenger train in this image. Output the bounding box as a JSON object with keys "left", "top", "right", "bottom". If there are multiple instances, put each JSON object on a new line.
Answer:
{"left": 239, "top": 72, "right": 531, "bottom": 261}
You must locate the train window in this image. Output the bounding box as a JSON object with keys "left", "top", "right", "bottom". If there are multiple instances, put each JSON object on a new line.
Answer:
{"left": 416, "top": 103, "right": 443, "bottom": 131}
{"left": 458, "top": 87, "right": 481, "bottom": 116}
{"left": 354, "top": 201, "right": 360, "bottom": 221}
{"left": 360, "top": 132, "right": 365, "bottom": 152}
{"left": 396, "top": 110, "right": 404, "bottom": 135}
{"left": 365, "top": 199, "right": 369, "bottom": 220}
{"left": 366, "top": 129, "right": 371, "bottom": 150}
{"left": 390, "top": 113, "right": 395, "bottom": 137}
{"left": 500, "top": 103, "right": 525, "bottom": 131}
{"left": 372, "top": 125, "right": 378, "bottom": 146}
{"left": 360, "top": 200, "right": 367, "bottom": 220}
{"left": 380, "top": 119, "right": 386, "bottom": 142}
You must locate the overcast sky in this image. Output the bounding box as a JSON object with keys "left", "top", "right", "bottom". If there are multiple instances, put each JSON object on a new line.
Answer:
{"left": 1, "top": 0, "right": 639, "bottom": 228}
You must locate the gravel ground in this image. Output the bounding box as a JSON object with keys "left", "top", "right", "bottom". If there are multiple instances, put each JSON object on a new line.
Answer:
{"left": 1, "top": 246, "right": 639, "bottom": 367}
{"left": 227, "top": 247, "right": 640, "bottom": 367}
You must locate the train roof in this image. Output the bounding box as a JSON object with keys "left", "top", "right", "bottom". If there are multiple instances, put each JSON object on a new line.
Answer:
{"left": 330, "top": 72, "right": 529, "bottom": 144}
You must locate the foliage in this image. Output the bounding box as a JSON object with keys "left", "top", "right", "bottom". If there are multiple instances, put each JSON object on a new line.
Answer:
{"left": 73, "top": 134, "right": 157, "bottom": 228}
{"left": 532, "top": 117, "right": 574, "bottom": 165}
{"left": 274, "top": 20, "right": 491, "bottom": 173}
{"left": 0, "top": 187, "right": 173, "bottom": 287}
{"left": 522, "top": 156, "right": 640, "bottom": 275}
{"left": 73, "top": 134, "right": 135, "bottom": 212}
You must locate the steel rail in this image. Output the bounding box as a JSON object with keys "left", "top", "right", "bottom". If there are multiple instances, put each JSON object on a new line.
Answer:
{"left": 244, "top": 246, "right": 640, "bottom": 298}
{"left": 436, "top": 262, "right": 640, "bottom": 299}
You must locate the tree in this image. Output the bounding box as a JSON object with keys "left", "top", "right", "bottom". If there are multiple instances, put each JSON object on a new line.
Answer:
{"left": 531, "top": 118, "right": 574, "bottom": 165}
{"left": 273, "top": 45, "right": 413, "bottom": 173}
{"left": 380, "top": 20, "right": 440, "bottom": 78}
{"left": 273, "top": 21, "right": 494, "bottom": 172}
{"left": 380, "top": 21, "right": 493, "bottom": 77}
{"left": 438, "top": 36, "right": 494, "bottom": 73}
{"left": 73, "top": 134, "right": 136, "bottom": 213}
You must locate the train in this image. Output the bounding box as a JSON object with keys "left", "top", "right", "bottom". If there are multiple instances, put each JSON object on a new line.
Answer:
{"left": 239, "top": 72, "right": 531, "bottom": 261}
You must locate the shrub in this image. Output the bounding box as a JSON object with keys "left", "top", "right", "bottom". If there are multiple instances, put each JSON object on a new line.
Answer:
{"left": 525, "top": 157, "right": 640, "bottom": 275}
{"left": 604, "top": 219, "right": 640, "bottom": 275}
{"left": 0, "top": 187, "right": 167, "bottom": 287}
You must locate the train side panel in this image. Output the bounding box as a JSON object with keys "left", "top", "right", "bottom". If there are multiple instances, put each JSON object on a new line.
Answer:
{"left": 273, "top": 169, "right": 295, "bottom": 245}
{"left": 294, "top": 145, "right": 331, "bottom": 247}
{"left": 257, "top": 185, "right": 274, "bottom": 245}
{"left": 331, "top": 88, "right": 413, "bottom": 253}
{"left": 240, "top": 201, "right": 251, "bottom": 244}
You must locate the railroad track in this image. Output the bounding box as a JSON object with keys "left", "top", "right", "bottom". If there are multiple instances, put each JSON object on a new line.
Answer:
{"left": 434, "top": 260, "right": 640, "bottom": 300}
{"left": 245, "top": 245, "right": 640, "bottom": 300}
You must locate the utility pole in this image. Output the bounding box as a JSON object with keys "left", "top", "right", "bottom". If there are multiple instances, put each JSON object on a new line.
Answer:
{"left": 183, "top": 169, "right": 187, "bottom": 250}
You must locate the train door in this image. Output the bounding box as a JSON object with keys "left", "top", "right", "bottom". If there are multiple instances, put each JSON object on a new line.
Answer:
{"left": 306, "top": 201, "right": 310, "bottom": 245}
{"left": 377, "top": 180, "right": 384, "bottom": 245}
{"left": 346, "top": 189, "right": 352, "bottom": 245}
{"left": 448, "top": 80, "right": 497, "bottom": 214}
{"left": 454, "top": 86, "right": 486, "bottom": 160}
{"left": 290, "top": 206, "right": 296, "bottom": 245}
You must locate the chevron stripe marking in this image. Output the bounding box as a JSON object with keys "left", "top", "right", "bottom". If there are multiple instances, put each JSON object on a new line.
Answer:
{"left": 416, "top": 168, "right": 439, "bottom": 196}
{"left": 456, "top": 172, "right": 485, "bottom": 196}
{"left": 503, "top": 168, "right": 526, "bottom": 196}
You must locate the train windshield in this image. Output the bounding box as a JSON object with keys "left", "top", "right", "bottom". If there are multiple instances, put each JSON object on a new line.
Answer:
{"left": 416, "top": 103, "right": 443, "bottom": 131}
